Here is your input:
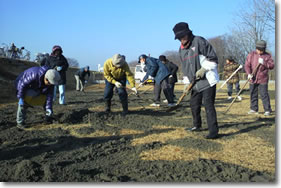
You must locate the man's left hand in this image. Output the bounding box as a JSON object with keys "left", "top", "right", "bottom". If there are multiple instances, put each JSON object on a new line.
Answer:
{"left": 258, "top": 58, "right": 264, "bottom": 65}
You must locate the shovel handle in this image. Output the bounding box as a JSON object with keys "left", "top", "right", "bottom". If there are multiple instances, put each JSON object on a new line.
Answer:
{"left": 176, "top": 78, "right": 196, "bottom": 105}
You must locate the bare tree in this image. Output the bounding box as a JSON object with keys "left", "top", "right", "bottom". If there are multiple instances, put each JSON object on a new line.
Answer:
{"left": 208, "top": 36, "right": 228, "bottom": 73}
{"left": 227, "top": 0, "right": 275, "bottom": 64}
{"left": 66, "top": 57, "right": 79, "bottom": 68}
{"left": 254, "top": 0, "right": 275, "bottom": 31}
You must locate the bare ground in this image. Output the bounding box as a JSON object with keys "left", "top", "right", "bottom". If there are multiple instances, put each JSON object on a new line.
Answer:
{"left": 0, "top": 82, "right": 275, "bottom": 182}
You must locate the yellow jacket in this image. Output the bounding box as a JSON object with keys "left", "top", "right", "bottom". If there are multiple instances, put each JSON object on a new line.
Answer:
{"left": 103, "top": 58, "right": 135, "bottom": 88}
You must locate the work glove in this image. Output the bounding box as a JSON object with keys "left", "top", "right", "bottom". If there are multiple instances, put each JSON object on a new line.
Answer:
{"left": 248, "top": 74, "right": 253, "bottom": 80}
{"left": 148, "top": 75, "right": 154, "bottom": 80}
{"left": 46, "top": 109, "right": 52, "bottom": 116}
{"left": 258, "top": 57, "right": 264, "bottom": 65}
{"left": 56, "top": 66, "right": 62, "bottom": 71}
{"left": 168, "top": 75, "right": 175, "bottom": 84}
{"left": 45, "top": 109, "right": 53, "bottom": 124}
{"left": 195, "top": 67, "right": 207, "bottom": 80}
{"left": 115, "top": 81, "right": 122, "bottom": 88}
{"left": 131, "top": 87, "right": 138, "bottom": 94}
{"left": 19, "top": 98, "right": 24, "bottom": 106}
{"left": 85, "top": 80, "right": 88, "bottom": 84}
{"left": 182, "top": 76, "right": 190, "bottom": 85}
{"left": 238, "top": 64, "right": 243, "bottom": 69}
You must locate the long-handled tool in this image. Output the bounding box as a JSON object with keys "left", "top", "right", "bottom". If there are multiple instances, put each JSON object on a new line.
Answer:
{"left": 166, "top": 78, "right": 197, "bottom": 112}
{"left": 217, "top": 64, "right": 243, "bottom": 93}
{"left": 225, "top": 63, "right": 261, "bottom": 113}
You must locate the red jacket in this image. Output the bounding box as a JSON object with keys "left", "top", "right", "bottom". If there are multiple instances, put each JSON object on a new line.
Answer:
{"left": 244, "top": 51, "right": 274, "bottom": 84}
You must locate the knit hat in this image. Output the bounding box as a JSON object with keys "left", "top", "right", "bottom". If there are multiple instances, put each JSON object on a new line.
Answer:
{"left": 45, "top": 69, "right": 61, "bottom": 85}
{"left": 112, "top": 54, "right": 126, "bottom": 68}
{"left": 52, "top": 45, "right": 63, "bottom": 55}
{"left": 256, "top": 40, "right": 266, "bottom": 49}
{"left": 173, "top": 22, "right": 192, "bottom": 40}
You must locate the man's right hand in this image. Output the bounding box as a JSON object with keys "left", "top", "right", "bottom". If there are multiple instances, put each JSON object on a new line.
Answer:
{"left": 115, "top": 81, "right": 122, "bottom": 88}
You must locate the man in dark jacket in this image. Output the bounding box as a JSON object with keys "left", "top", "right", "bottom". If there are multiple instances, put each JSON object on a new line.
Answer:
{"left": 15, "top": 66, "right": 61, "bottom": 129}
{"left": 173, "top": 22, "right": 220, "bottom": 139}
{"left": 159, "top": 55, "right": 178, "bottom": 100}
{"left": 75, "top": 66, "right": 90, "bottom": 92}
{"left": 138, "top": 54, "right": 175, "bottom": 107}
{"left": 40, "top": 45, "right": 69, "bottom": 105}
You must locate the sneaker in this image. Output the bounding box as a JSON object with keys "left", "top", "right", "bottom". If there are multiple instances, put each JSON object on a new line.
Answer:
{"left": 248, "top": 110, "right": 258, "bottom": 114}
{"left": 149, "top": 103, "right": 160, "bottom": 107}
{"left": 264, "top": 111, "right": 271, "bottom": 116}
{"left": 185, "top": 127, "right": 201, "bottom": 132}
{"left": 237, "top": 96, "right": 242, "bottom": 101}
{"left": 167, "top": 103, "right": 176, "bottom": 107}
{"left": 17, "top": 123, "right": 26, "bottom": 130}
{"left": 163, "top": 99, "right": 168, "bottom": 103}
{"left": 227, "top": 96, "right": 232, "bottom": 100}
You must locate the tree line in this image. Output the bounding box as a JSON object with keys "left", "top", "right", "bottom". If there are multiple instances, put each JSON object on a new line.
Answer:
{"left": 129, "top": 0, "right": 275, "bottom": 77}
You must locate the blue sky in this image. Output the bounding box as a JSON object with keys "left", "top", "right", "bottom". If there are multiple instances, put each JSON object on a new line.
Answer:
{"left": 0, "top": 0, "right": 276, "bottom": 70}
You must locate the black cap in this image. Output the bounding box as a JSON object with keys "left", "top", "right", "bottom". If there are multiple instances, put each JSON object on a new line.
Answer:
{"left": 173, "top": 22, "right": 191, "bottom": 40}
{"left": 138, "top": 54, "right": 147, "bottom": 63}
{"left": 159, "top": 55, "right": 166, "bottom": 62}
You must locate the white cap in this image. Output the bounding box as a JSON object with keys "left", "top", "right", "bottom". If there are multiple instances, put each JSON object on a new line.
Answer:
{"left": 45, "top": 69, "right": 61, "bottom": 85}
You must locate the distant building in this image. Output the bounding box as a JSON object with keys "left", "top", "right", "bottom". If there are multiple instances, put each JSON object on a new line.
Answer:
{"left": 98, "top": 64, "right": 104, "bottom": 72}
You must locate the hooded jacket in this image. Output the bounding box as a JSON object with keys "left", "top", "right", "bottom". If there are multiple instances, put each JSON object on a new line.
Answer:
{"left": 244, "top": 51, "right": 274, "bottom": 84}
{"left": 15, "top": 66, "right": 54, "bottom": 110}
{"left": 179, "top": 35, "right": 219, "bottom": 92}
{"left": 142, "top": 57, "right": 170, "bottom": 84}
{"left": 103, "top": 58, "right": 135, "bottom": 88}
{"left": 40, "top": 55, "right": 69, "bottom": 85}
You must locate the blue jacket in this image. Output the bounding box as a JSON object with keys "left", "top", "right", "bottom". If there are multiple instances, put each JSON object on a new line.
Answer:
{"left": 15, "top": 66, "right": 54, "bottom": 110}
{"left": 142, "top": 57, "right": 170, "bottom": 84}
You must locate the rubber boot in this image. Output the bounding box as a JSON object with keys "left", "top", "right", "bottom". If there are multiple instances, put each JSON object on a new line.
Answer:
{"left": 121, "top": 101, "right": 128, "bottom": 116}
{"left": 105, "top": 100, "right": 111, "bottom": 113}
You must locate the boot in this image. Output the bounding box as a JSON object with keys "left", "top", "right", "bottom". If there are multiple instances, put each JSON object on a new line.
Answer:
{"left": 121, "top": 101, "right": 128, "bottom": 116}
{"left": 105, "top": 100, "right": 111, "bottom": 113}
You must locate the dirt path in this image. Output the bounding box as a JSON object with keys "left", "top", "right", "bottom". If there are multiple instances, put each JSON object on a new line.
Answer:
{"left": 0, "top": 84, "right": 275, "bottom": 182}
